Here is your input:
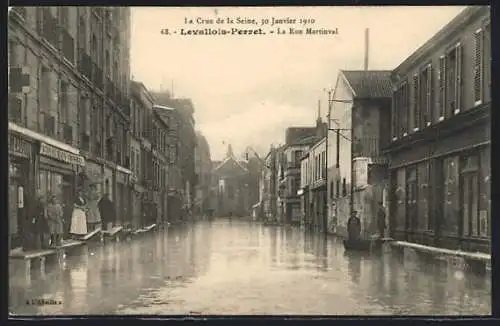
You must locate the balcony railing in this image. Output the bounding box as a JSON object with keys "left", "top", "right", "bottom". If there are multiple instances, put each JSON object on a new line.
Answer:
{"left": 62, "top": 124, "right": 73, "bottom": 144}
{"left": 61, "top": 28, "right": 75, "bottom": 64}
{"left": 353, "top": 136, "right": 380, "bottom": 158}
{"left": 42, "top": 8, "right": 59, "bottom": 49}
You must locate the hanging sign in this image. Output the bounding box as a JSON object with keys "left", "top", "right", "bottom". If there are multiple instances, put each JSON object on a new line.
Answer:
{"left": 9, "top": 133, "right": 31, "bottom": 158}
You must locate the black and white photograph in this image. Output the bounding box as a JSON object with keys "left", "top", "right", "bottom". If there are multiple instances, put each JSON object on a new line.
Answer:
{"left": 8, "top": 5, "right": 491, "bottom": 316}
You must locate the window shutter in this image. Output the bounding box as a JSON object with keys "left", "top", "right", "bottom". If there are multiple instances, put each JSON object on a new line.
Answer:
{"left": 426, "top": 64, "right": 432, "bottom": 126}
{"left": 438, "top": 56, "right": 446, "bottom": 119}
{"left": 473, "top": 29, "right": 483, "bottom": 104}
{"left": 412, "top": 74, "right": 419, "bottom": 130}
{"left": 483, "top": 22, "right": 491, "bottom": 102}
{"left": 391, "top": 87, "right": 398, "bottom": 139}
{"left": 403, "top": 81, "right": 409, "bottom": 134}
{"left": 455, "top": 44, "right": 462, "bottom": 114}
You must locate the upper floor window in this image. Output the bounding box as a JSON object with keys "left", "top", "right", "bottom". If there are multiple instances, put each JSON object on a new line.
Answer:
{"left": 419, "top": 64, "right": 432, "bottom": 129}
{"left": 392, "top": 80, "right": 409, "bottom": 139}
{"left": 60, "top": 6, "right": 69, "bottom": 28}
{"left": 438, "top": 43, "right": 462, "bottom": 119}
{"left": 474, "top": 23, "right": 491, "bottom": 106}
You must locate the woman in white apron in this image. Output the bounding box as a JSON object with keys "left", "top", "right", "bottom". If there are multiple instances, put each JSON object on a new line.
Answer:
{"left": 70, "top": 190, "right": 88, "bottom": 238}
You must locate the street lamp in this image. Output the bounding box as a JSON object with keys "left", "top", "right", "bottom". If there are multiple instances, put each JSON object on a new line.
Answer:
{"left": 324, "top": 88, "right": 352, "bottom": 237}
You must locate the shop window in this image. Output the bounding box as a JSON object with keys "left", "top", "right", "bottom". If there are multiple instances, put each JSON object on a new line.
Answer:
{"left": 417, "top": 162, "right": 429, "bottom": 231}
{"left": 394, "top": 168, "right": 406, "bottom": 231}
{"left": 479, "top": 147, "right": 490, "bottom": 238}
{"left": 461, "top": 153, "right": 479, "bottom": 238}
{"left": 442, "top": 156, "right": 459, "bottom": 236}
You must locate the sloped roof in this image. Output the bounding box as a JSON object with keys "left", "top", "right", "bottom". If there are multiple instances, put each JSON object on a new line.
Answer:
{"left": 341, "top": 70, "right": 393, "bottom": 98}
{"left": 213, "top": 155, "right": 248, "bottom": 176}
{"left": 285, "top": 127, "right": 317, "bottom": 145}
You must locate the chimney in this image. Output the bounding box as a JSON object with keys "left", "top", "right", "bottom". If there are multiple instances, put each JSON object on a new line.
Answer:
{"left": 364, "top": 28, "right": 369, "bottom": 71}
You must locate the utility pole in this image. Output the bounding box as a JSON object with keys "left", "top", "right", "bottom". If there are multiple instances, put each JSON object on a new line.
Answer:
{"left": 324, "top": 89, "right": 352, "bottom": 237}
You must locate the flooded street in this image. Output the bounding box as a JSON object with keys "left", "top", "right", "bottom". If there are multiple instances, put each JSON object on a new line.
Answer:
{"left": 9, "top": 220, "right": 491, "bottom": 316}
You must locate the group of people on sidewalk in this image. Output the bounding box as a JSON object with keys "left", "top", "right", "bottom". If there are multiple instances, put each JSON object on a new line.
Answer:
{"left": 23, "top": 184, "right": 117, "bottom": 251}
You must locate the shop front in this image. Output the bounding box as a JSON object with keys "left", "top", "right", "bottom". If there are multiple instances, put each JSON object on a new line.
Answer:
{"left": 131, "top": 176, "right": 144, "bottom": 229}
{"left": 8, "top": 131, "right": 34, "bottom": 250}
{"left": 38, "top": 142, "right": 86, "bottom": 237}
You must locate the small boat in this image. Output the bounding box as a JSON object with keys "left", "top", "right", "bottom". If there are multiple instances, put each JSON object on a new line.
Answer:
{"left": 343, "top": 239, "right": 383, "bottom": 252}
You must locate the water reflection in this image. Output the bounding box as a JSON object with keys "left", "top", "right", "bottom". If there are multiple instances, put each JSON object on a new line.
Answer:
{"left": 9, "top": 220, "right": 491, "bottom": 316}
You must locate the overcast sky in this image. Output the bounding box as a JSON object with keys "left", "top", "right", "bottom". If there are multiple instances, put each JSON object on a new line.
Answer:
{"left": 131, "top": 6, "right": 466, "bottom": 161}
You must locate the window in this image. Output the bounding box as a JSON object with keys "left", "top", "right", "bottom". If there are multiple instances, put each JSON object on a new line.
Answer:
{"left": 78, "top": 17, "right": 86, "bottom": 50}
{"left": 474, "top": 24, "right": 490, "bottom": 106}
{"left": 411, "top": 73, "right": 419, "bottom": 131}
{"left": 419, "top": 64, "right": 432, "bottom": 128}
{"left": 293, "top": 150, "right": 302, "bottom": 167}
{"left": 442, "top": 156, "right": 459, "bottom": 235}
{"left": 483, "top": 22, "right": 491, "bottom": 103}
{"left": 437, "top": 56, "right": 446, "bottom": 120}
{"left": 8, "top": 39, "right": 20, "bottom": 68}
{"left": 406, "top": 167, "right": 418, "bottom": 231}
{"left": 105, "top": 51, "right": 110, "bottom": 77}
{"left": 461, "top": 153, "right": 479, "bottom": 238}
{"left": 478, "top": 146, "right": 490, "bottom": 238}
{"left": 90, "top": 34, "right": 97, "bottom": 62}
{"left": 60, "top": 7, "right": 69, "bottom": 28}
{"left": 60, "top": 80, "right": 69, "bottom": 123}
{"left": 445, "top": 44, "right": 462, "bottom": 117}
{"left": 417, "top": 162, "right": 429, "bottom": 231}
{"left": 113, "top": 61, "right": 118, "bottom": 83}
{"left": 40, "top": 66, "right": 50, "bottom": 113}
{"left": 394, "top": 81, "right": 409, "bottom": 137}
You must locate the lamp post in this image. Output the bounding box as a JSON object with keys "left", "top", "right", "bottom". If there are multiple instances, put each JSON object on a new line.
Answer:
{"left": 324, "top": 89, "right": 352, "bottom": 236}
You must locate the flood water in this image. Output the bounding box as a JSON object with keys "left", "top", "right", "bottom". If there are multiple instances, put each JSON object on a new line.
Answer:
{"left": 9, "top": 219, "right": 491, "bottom": 316}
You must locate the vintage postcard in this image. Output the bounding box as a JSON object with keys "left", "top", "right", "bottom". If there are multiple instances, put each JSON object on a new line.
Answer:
{"left": 8, "top": 5, "right": 491, "bottom": 316}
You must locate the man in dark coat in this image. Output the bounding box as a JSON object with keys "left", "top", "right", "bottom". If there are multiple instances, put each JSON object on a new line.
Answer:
{"left": 347, "top": 210, "right": 361, "bottom": 241}
{"left": 98, "top": 193, "right": 116, "bottom": 231}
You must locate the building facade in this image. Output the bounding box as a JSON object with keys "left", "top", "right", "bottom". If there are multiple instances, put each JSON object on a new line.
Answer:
{"left": 151, "top": 92, "right": 197, "bottom": 217}
{"left": 8, "top": 7, "right": 132, "bottom": 249}
{"left": 328, "top": 70, "right": 393, "bottom": 238}
{"left": 194, "top": 131, "right": 214, "bottom": 217}
{"left": 212, "top": 145, "right": 250, "bottom": 217}
{"left": 385, "top": 6, "right": 491, "bottom": 253}
{"left": 261, "top": 146, "right": 278, "bottom": 221}
{"left": 153, "top": 105, "right": 184, "bottom": 223}
{"left": 279, "top": 124, "right": 324, "bottom": 226}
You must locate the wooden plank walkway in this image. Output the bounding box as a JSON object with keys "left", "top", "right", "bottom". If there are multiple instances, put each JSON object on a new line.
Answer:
{"left": 101, "top": 226, "right": 123, "bottom": 237}
{"left": 9, "top": 239, "right": 85, "bottom": 278}
{"left": 80, "top": 228, "right": 102, "bottom": 241}
{"left": 390, "top": 241, "right": 490, "bottom": 263}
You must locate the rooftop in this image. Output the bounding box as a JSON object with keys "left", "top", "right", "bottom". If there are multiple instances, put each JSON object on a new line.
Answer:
{"left": 341, "top": 70, "right": 393, "bottom": 98}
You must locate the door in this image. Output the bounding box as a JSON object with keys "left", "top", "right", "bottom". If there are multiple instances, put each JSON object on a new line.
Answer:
{"left": 406, "top": 168, "right": 418, "bottom": 241}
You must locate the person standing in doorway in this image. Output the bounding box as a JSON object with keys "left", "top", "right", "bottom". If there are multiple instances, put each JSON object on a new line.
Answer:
{"left": 99, "top": 192, "right": 116, "bottom": 231}
{"left": 69, "top": 189, "right": 88, "bottom": 238}
{"left": 46, "top": 194, "right": 64, "bottom": 248}
{"left": 347, "top": 210, "right": 361, "bottom": 241}
{"left": 86, "top": 184, "right": 102, "bottom": 232}
{"left": 31, "top": 191, "right": 49, "bottom": 250}
{"left": 377, "top": 201, "right": 386, "bottom": 240}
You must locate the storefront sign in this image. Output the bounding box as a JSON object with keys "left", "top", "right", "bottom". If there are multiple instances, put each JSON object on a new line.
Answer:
{"left": 40, "top": 143, "right": 85, "bottom": 166}
{"left": 9, "top": 133, "right": 32, "bottom": 158}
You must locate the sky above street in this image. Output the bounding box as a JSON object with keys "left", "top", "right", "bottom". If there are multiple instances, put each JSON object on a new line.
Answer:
{"left": 131, "top": 6, "right": 466, "bottom": 161}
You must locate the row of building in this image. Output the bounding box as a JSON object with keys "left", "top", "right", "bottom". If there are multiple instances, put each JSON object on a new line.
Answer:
{"left": 8, "top": 7, "right": 213, "bottom": 250}
{"left": 257, "top": 6, "right": 490, "bottom": 254}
